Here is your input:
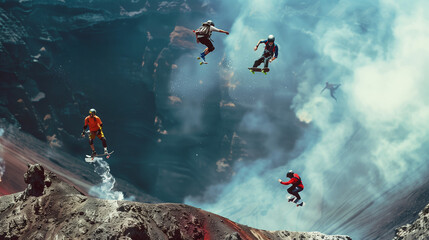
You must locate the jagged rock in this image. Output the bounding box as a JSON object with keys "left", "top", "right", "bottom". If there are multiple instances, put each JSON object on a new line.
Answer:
{"left": 23, "top": 163, "right": 46, "bottom": 198}
{"left": 393, "top": 203, "right": 429, "bottom": 240}
{"left": 0, "top": 163, "right": 352, "bottom": 240}
{"left": 225, "top": 232, "right": 241, "bottom": 240}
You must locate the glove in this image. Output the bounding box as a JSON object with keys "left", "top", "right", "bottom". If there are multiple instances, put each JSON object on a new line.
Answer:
{"left": 96, "top": 129, "right": 101, "bottom": 135}
{"left": 81, "top": 130, "right": 85, "bottom": 137}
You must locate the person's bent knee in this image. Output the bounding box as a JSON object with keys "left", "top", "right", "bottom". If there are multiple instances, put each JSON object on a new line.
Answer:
{"left": 208, "top": 46, "right": 215, "bottom": 52}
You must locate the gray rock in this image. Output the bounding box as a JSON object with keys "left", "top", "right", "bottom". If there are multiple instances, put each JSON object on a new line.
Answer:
{"left": 0, "top": 163, "right": 351, "bottom": 240}
{"left": 23, "top": 163, "right": 46, "bottom": 198}
{"left": 225, "top": 232, "right": 241, "bottom": 240}
{"left": 394, "top": 204, "right": 429, "bottom": 240}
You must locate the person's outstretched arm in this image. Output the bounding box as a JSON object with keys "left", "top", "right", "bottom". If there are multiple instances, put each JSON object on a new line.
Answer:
{"left": 82, "top": 118, "right": 88, "bottom": 137}
{"left": 218, "top": 29, "right": 229, "bottom": 35}
{"left": 211, "top": 26, "right": 229, "bottom": 35}
{"left": 254, "top": 39, "right": 266, "bottom": 51}
{"left": 278, "top": 178, "right": 297, "bottom": 185}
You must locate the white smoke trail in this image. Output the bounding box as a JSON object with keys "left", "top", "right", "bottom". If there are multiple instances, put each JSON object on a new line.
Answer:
{"left": 88, "top": 158, "right": 134, "bottom": 201}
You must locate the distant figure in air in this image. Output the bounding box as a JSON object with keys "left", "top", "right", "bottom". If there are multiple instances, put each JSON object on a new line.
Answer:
{"left": 279, "top": 170, "right": 304, "bottom": 207}
{"left": 250, "top": 34, "right": 278, "bottom": 74}
{"left": 81, "top": 108, "right": 108, "bottom": 157}
{"left": 194, "top": 20, "right": 229, "bottom": 64}
{"left": 321, "top": 82, "right": 341, "bottom": 101}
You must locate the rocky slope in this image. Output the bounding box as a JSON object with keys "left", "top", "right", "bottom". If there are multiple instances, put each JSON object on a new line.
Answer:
{"left": 0, "top": 123, "right": 160, "bottom": 203}
{"left": 393, "top": 203, "right": 429, "bottom": 240}
{"left": 0, "top": 163, "right": 351, "bottom": 240}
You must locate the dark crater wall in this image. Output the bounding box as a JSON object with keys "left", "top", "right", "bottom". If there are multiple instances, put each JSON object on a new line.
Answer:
{"left": 0, "top": 1, "right": 284, "bottom": 202}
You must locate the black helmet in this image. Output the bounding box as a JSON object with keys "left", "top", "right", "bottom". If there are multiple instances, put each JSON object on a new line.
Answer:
{"left": 267, "top": 34, "right": 275, "bottom": 42}
{"left": 89, "top": 108, "right": 96, "bottom": 115}
{"left": 286, "top": 170, "right": 294, "bottom": 178}
{"left": 206, "top": 20, "right": 215, "bottom": 26}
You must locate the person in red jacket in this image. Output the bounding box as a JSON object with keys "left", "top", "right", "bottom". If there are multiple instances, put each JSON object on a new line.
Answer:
{"left": 81, "top": 108, "right": 108, "bottom": 157}
{"left": 278, "top": 170, "right": 304, "bottom": 207}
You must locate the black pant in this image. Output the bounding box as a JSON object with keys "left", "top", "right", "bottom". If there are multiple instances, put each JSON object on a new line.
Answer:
{"left": 198, "top": 37, "right": 215, "bottom": 52}
{"left": 287, "top": 186, "right": 303, "bottom": 200}
{"left": 253, "top": 51, "right": 272, "bottom": 68}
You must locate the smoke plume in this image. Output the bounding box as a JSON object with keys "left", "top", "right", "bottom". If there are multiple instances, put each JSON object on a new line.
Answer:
{"left": 185, "top": 0, "right": 429, "bottom": 239}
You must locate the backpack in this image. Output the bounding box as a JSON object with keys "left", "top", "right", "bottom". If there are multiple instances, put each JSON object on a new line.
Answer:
{"left": 195, "top": 22, "right": 211, "bottom": 38}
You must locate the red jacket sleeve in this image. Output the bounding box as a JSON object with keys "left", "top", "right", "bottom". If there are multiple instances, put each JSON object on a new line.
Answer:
{"left": 280, "top": 178, "right": 298, "bottom": 185}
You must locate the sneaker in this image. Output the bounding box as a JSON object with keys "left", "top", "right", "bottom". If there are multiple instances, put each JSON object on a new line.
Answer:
{"left": 104, "top": 150, "right": 109, "bottom": 155}
{"left": 200, "top": 53, "right": 206, "bottom": 62}
{"left": 91, "top": 151, "right": 97, "bottom": 157}
{"left": 288, "top": 196, "right": 296, "bottom": 202}
{"left": 296, "top": 202, "right": 304, "bottom": 207}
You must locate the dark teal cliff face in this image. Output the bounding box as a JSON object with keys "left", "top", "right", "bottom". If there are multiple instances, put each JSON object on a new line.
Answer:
{"left": 1, "top": 0, "right": 295, "bottom": 203}
{"left": 0, "top": 0, "right": 219, "bottom": 202}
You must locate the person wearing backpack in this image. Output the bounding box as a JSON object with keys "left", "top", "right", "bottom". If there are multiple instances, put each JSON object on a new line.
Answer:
{"left": 194, "top": 20, "right": 229, "bottom": 63}
{"left": 278, "top": 170, "right": 305, "bottom": 207}
{"left": 251, "top": 34, "right": 278, "bottom": 73}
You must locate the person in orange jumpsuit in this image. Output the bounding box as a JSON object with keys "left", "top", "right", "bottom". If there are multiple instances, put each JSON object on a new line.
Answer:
{"left": 81, "top": 108, "right": 108, "bottom": 157}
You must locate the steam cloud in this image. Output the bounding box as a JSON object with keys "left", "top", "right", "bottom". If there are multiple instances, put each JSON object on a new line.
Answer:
{"left": 185, "top": 0, "right": 429, "bottom": 239}
{"left": 89, "top": 158, "right": 134, "bottom": 201}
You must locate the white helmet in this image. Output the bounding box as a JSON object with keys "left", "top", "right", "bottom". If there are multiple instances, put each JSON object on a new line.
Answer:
{"left": 206, "top": 20, "right": 215, "bottom": 26}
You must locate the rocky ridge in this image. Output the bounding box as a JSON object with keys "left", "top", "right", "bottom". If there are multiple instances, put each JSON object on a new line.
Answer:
{"left": 0, "top": 164, "right": 351, "bottom": 240}
{"left": 393, "top": 203, "right": 429, "bottom": 240}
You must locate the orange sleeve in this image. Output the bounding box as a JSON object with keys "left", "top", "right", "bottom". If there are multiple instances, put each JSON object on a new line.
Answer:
{"left": 97, "top": 117, "right": 102, "bottom": 128}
